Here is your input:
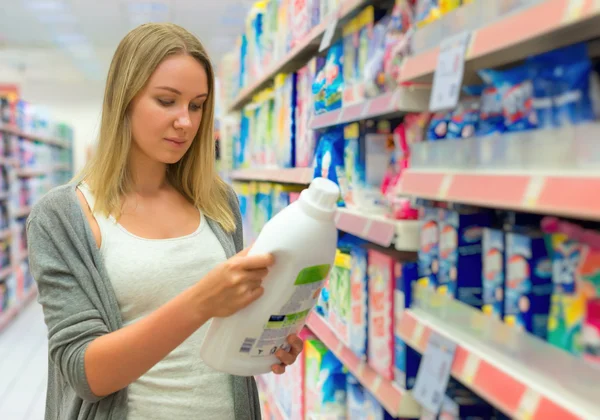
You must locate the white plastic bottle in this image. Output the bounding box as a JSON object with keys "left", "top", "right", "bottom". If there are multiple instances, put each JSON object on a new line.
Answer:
{"left": 200, "top": 177, "right": 339, "bottom": 376}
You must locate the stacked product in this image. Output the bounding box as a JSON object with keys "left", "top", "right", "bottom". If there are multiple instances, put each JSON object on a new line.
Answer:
{"left": 416, "top": 201, "right": 600, "bottom": 363}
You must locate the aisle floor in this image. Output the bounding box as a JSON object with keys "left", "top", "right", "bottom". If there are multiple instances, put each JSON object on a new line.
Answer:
{"left": 0, "top": 301, "right": 48, "bottom": 420}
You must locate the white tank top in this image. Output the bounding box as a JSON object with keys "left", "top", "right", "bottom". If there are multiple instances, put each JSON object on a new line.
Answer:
{"left": 78, "top": 183, "right": 235, "bottom": 420}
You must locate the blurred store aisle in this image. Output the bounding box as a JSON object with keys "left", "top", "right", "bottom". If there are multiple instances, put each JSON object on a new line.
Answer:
{"left": 0, "top": 301, "right": 48, "bottom": 420}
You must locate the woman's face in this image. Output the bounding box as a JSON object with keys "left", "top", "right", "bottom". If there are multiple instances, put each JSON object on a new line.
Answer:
{"left": 129, "top": 54, "right": 209, "bottom": 165}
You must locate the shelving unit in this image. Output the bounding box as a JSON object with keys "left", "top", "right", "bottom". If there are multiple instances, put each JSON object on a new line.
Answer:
{"left": 0, "top": 125, "right": 71, "bottom": 149}
{"left": 228, "top": 0, "right": 372, "bottom": 112}
{"left": 0, "top": 120, "right": 73, "bottom": 333}
{"left": 397, "top": 170, "right": 600, "bottom": 221}
{"left": 231, "top": 168, "right": 313, "bottom": 184}
{"left": 256, "top": 375, "right": 290, "bottom": 420}
{"left": 335, "top": 207, "right": 420, "bottom": 251}
{"left": 399, "top": 0, "right": 600, "bottom": 84}
{"left": 221, "top": 0, "right": 600, "bottom": 417}
{"left": 310, "top": 87, "right": 430, "bottom": 130}
{"left": 306, "top": 312, "right": 421, "bottom": 418}
{"left": 397, "top": 287, "right": 600, "bottom": 420}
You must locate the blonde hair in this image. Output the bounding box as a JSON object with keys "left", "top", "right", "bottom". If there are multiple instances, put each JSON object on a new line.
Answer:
{"left": 77, "top": 23, "right": 235, "bottom": 232}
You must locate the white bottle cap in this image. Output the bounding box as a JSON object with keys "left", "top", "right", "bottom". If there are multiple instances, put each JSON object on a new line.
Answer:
{"left": 303, "top": 177, "right": 340, "bottom": 213}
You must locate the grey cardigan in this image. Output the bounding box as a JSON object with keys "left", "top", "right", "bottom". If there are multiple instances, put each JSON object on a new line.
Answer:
{"left": 26, "top": 183, "right": 261, "bottom": 420}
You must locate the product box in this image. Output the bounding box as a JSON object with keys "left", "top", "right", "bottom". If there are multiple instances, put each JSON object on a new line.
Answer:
{"left": 438, "top": 393, "right": 496, "bottom": 419}
{"left": 347, "top": 374, "right": 393, "bottom": 420}
{"left": 274, "top": 72, "right": 297, "bottom": 168}
{"left": 438, "top": 209, "right": 491, "bottom": 308}
{"left": 482, "top": 228, "right": 505, "bottom": 319}
{"left": 255, "top": 182, "right": 273, "bottom": 233}
{"left": 305, "top": 342, "right": 347, "bottom": 419}
{"left": 367, "top": 250, "right": 395, "bottom": 380}
{"left": 393, "top": 262, "right": 421, "bottom": 389}
{"left": 328, "top": 242, "right": 368, "bottom": 359}
{"left": 274, "top": 328, "right": 312, "bottom": 420}
{"left": 547, "top": 234, "right": 585, "bottom": 355}
{"left": 504, "top": 231, "right": 553, "bottom": 339}
{"left": 418, "top": 206, "right": 441, "bottom": 286}
{"left": 304, "top": 339, "right": 329, "bottom": 416}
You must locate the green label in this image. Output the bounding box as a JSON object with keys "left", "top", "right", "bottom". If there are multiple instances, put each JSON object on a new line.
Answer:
{"left": 294, "top": 264, "right": 331, "bottom": 286}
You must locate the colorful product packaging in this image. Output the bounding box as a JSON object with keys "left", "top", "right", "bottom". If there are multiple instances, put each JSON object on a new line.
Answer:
{"left": 583, "top": 298, "right": 600, "bottom": 365}
{"left": 305, "top": 344, "right": 347, "bottom": 419}
{"left": 394, "top": 261, "right": 421, "bottom": 390}
{"left": 274, "top": 72, "right": 297, "bottom": 168}
{"left": 438, "top": 209, "right": 491, "bottom": 308}
{"left": 504, "top": 231, "right": 553, "bottom": 339}
{"left": 367, "top": 249, "right": 395, "bottom": 380}
{"left": 482, "top": 228, "right": 505, "bottom": 319}
{"left": 546, "top": 234, "right": 585, "bottom": 355}
{"left": 296, "top": 59, "right": 318, "bottom": 167}
{"left": 418, "top": 206, "right": 441, "bottom": 287}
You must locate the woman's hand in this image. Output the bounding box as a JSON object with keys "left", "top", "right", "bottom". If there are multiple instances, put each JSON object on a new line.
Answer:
{"left": 195, "top": 248, "right": 274, "bottom": 319}
{"left": 271, "top": 334, "right": 304, "bottom": 375}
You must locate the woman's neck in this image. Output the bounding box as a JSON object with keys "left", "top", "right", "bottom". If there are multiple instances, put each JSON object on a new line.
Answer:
{"left": 128, "top": 151, "right": 170, "bottom": 196}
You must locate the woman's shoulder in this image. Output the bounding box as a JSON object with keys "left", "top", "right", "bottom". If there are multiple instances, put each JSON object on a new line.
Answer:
{"left": 29, "top": 182, "right": 80, "bottom": 223}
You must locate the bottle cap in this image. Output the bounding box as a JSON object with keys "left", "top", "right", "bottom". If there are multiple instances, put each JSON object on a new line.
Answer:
{"left": 303, "top": 177, "right": 339, "bottom": 213}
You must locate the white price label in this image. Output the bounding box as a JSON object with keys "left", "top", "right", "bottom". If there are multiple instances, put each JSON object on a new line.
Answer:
{"left": 319, "top": 7, "right": 341, "bottom": 52}
{"left": 412, "top": 332, "right": 456, "bottom": 415}
{"left": 429, "top": 31, "right": 471, "bottom": 112}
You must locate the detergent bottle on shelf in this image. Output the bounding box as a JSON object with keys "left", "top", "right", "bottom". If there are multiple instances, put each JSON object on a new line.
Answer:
{"left": 200, "top": 177, "right": 339, "bottom": 376}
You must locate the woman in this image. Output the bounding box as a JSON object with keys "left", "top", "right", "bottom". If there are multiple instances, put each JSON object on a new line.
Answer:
{"left": 26, "top": 23, "right": 302, "bottom": 420}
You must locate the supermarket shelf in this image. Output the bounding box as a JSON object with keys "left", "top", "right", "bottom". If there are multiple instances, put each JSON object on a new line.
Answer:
{"left": 54, "top": 163, "right": 72, "bottom": 171}
{"left": 396, "top": 169, "right": 600, "bottom": 222}
{"left": 399, "top": 0, "right": 600, "bottom": 84}
{"left": 16, "top": 167, "right": 52, "bottom": 178}
{"left": 0, "top": 125, "right": 71, "bottom": 149}
{"left": 310, "top": 87, "right": 430, "bottom": 130}
{"left": 230, "top": 168, "right": 313, "bottom": 184}
{"left": 396, "top": 287, "right": 600, "bottom": 420}
{"left": 256, "top": 375, "right": 289, "bottom": 420}
{"left": 14, "top": 206, "right": 32, "bottom": 219}
{"left": 306, "top": 312, "right": 422, "bottom": 418}
{"left": 0, "top": 191, "right": 10, "bottom": 201}
{"left": 227, "top": 0, "right": 370, "bottom": 112}
{"left": 335, "top": 207, "right": 420, "bottom": 251}
{"left": 0, "top": 285, "right": 37, "bottom": 334}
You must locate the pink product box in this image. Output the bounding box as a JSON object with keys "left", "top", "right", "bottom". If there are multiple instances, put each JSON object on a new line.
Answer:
{"left": 367, "top": 249, "right": 395, "bottom": 380}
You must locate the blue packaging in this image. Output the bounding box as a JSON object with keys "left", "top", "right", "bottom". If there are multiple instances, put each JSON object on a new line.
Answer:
{"left": 313, "top": 127, "right": 345, "bottom": 204}
{"left": 324, "top": 41, "right": 344, "bottom": 112}
{"left": 347, "top": 375, "right": 393, "bottom": 419}
{"left": 418, "top": 207, "right": 441, "bottom": 287}
{"left": 312, "top": 58, "right": 328, "bottom": 115}
{"left": 319, "top": 351, "right": 348, "bottom": 415}
{"left": 482, "top": 228, "right": 505, "bottom": 319}
{"left": 426, "top": 111, "right": 451, "bottom": 140}
{"left": 505, "top": 231, "right": 553, "bottom": 339}
{"left": 394, "top": 262, "right": 420, "bottom": 390}
{"left": 477, "top": 84, "right": 505, "bottom": 136}
{"left": 438, "top": 209, "right": 491, "bottom": 308}
{"left": 479, "top": 67, "right": 538, "bottom": 133}
{"left": 447, "top": 96, "right": 480, "bottom": 139}
{"left": 528, "top": 43, "right": 594, "bottom": 127}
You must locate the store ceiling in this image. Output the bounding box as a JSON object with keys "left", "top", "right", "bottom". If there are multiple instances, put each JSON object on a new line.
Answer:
{"left": 0, "top": 0, "right": 252, "bottom": 84}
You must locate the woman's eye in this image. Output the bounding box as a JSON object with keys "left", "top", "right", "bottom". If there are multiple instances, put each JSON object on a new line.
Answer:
{"left": 158, "top": 99, "right": 174, "bottom": 106}
{"left": 190, "top": 103, "right": 204, "bottom": 112}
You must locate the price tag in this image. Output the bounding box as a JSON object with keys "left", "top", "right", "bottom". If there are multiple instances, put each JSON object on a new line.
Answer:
{"left": 319, "top": 7, "right": 341, "bottom": 52}
{"left": 429, "top": 31, "right": 471, "bottom": 112}
{"left": 412, "top": 332, "right": 456, "bottom": 415}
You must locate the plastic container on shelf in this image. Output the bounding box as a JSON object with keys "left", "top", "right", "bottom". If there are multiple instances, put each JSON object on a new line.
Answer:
{"left": 201, "top": 177, "right": 339, "bottom": 376}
